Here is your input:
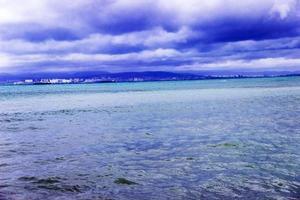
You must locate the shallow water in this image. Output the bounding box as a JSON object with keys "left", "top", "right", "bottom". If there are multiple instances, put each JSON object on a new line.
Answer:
{"left": 1, "top": 77, "right": 300, "bottom": 200}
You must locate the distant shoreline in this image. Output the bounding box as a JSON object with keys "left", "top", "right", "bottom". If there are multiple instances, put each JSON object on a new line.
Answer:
{"left": 1, "top": 74, "right": 300, "bottom": 86}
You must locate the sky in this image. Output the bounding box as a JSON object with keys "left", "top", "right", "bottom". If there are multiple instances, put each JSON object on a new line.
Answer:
{"left": 1, "top": 0, "right": 300, "bottom": 74}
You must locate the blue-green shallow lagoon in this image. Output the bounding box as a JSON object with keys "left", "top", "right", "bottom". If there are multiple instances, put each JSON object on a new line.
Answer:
{"left": 1, "top": 77, "right": 300, "bottom": 199}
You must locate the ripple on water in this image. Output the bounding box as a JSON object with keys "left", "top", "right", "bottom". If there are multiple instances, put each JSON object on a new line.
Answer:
{"left": 0, "top": 143, "right": 13, "bottom": 147}
{"left": 18, "top": 176, "right": 84, "bottom": 193}
{"left": 0, "top": 117, "right": 25, "bottom": 123}
{"left": 0, "top": 163, "right": 9, "bottom": 168}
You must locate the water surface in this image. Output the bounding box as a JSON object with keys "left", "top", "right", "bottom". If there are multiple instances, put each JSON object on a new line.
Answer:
{"left": 1, "top": 77, "right": 300, "bottom": 199}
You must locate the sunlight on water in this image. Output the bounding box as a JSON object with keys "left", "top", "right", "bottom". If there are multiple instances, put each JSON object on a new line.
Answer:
{"left": 1, "top": 77, "right": 300, "bottom": 199}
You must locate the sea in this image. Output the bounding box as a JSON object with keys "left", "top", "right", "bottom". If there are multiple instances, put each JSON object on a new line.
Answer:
{"left": 0, "top": 77, "right": 300, "bottom": 200}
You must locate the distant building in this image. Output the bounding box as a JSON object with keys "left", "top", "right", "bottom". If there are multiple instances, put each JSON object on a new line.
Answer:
{"left": 13, "top": 81, "right": 24, "bottom": 85}
{"left": 25, "top": 79, "right": 33, "bottom": 83}
{"left": 40, "top": 79, "right": 51, "bottom": 84}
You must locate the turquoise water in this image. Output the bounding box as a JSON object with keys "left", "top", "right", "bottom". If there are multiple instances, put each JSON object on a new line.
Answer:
{"left": 1, "top": 77, "right": 300, "bottom": 199}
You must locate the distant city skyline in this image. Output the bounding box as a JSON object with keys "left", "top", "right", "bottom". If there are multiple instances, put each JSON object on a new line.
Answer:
{"left": 1, "top": 0, "right": 300, "bottom": 75}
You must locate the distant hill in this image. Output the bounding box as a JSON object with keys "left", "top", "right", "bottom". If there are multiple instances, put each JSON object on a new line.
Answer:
{"left": 0, "top": 70, "right": 300, "bottom": 84}
{"left": 106, "top": 71, "right": 204, "bottom": 81}
{"left": 0, "top": 71, "right": 109, "bottom": 82}
{"left": 0, "top": 71, "right": 204, "bottom": 83}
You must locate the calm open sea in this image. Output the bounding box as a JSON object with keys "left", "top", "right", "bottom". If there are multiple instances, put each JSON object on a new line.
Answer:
{"left": 1, "top": 77, "right": 300, "bottom": 200}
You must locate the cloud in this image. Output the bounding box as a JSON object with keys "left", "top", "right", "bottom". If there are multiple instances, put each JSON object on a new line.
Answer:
{"left": 0, "top": 0, "right": 300, "bottom": 74}
{"left": 270, "top": 0, "right": 297, "bottom": 19}
{"left": 177, "top": 57, "right": 300, "bottom": 72}
{"left": 0, "top": 27, "right": 197, "bottom": 55}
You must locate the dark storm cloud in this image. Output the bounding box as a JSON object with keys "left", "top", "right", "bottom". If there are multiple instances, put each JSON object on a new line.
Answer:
{"left": 0, "top": 25, "right": 81, "bottom": 42}
{"left": 1, "top": 0, "right": 300, "bottom": 73}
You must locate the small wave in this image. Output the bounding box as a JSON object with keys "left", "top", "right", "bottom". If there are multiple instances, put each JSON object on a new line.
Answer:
{"left": 18, "top": 176, "right": 85, "bottom": 193}
{"left": 0, "top": 163, "right": 9, "bottom": 168}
